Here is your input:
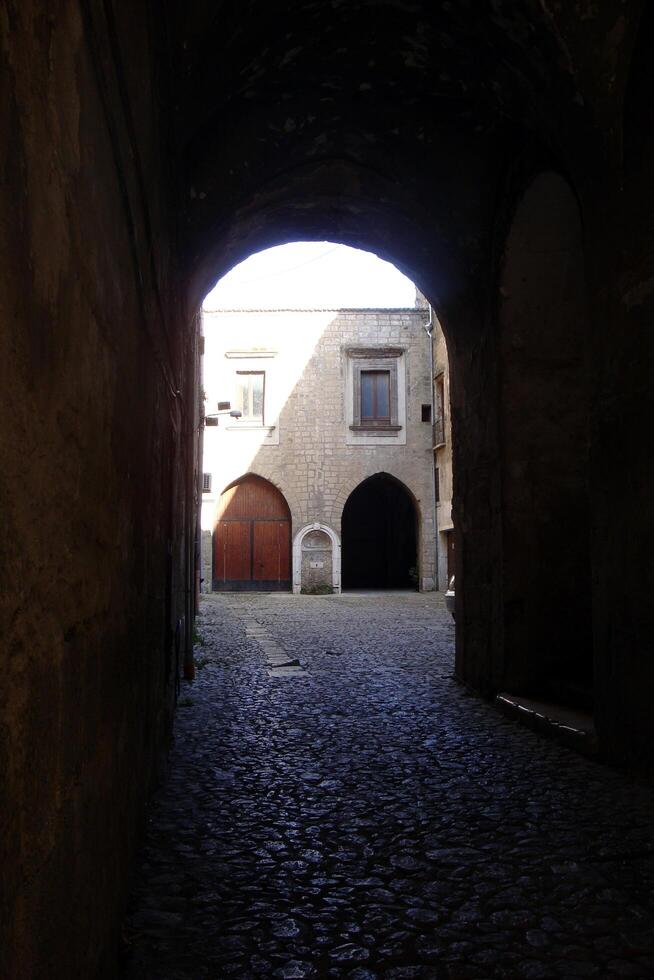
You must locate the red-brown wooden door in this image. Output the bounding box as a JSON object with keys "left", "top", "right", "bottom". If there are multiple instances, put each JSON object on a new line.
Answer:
{"left": 253, "top": 521, "right": 291, "bottom": 582}
{"left": 213, "top": 476, "right": 291, "bottom": 591}
{"left": 214, "top": 521, "right": 251, "bottom": 585}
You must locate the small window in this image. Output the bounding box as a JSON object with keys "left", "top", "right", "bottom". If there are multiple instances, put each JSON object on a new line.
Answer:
{"left": 434, "top": 374, "right": 445, "bottom": 446}
{"left": 237, "top": 371, "right": 264, "bottom": 422}
{"left": 434, "top": 466, "right": 440, "bottom": 502}
{"left": 421, "top": 404, "right": 432, "bottom": 423}
{"left": 361, "top": 370, "right": 391, "bottom": 423}
{"left": 202, "top": 473, "right": 212, "bottom": 492}
{"left": 348, "top": 347, "right": 403, "bottom": 437}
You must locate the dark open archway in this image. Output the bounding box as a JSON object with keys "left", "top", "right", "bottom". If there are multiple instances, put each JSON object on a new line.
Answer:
{"left": 178, "top": 0, "right": 606, "bottom": 722}
{"left": 341, "top": 474, "right": 418, "bottom": 591}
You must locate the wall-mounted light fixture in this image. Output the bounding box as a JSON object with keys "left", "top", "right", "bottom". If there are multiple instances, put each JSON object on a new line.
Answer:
{"left": 204, "top": 401, "right": 242, "bottom": 427}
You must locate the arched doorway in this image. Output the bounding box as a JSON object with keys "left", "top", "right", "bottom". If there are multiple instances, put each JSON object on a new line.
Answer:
{"left": 499, "top": 171, "right": 592, "bottom": 707}
{"left": 213, "top": 475, "right": 291, "bottom": 591}
{"left": 341, "top": 474, "right": 417, "bottom": 590}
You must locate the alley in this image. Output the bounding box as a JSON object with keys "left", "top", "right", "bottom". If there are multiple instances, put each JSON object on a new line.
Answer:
{"left": 124, "top": 595, "right": 654, "bottom": 979}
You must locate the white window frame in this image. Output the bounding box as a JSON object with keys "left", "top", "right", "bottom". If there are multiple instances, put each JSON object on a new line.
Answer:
{"left": 220, "top": 351, "right": 279, "bottom": 444}
{"left": 236, "top": 370, "right": 265, "bottom": 424}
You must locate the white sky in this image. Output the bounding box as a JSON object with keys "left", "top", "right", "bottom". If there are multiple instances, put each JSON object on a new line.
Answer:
{"left": 203, "top": 242, "right": 417, "bottom": 310}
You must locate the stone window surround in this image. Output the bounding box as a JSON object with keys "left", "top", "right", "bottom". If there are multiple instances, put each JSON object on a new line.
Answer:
{"left": 345, "top": 346, "right": 407, "bottom": 447}
{"left": 350, "top": 347, "right": 402, "bottom": 434}
{"left": 292, "top": 522, "right": 342, "bottom": 594}
{"left": 222, "top": 350, "right": 279, "bottom": 442}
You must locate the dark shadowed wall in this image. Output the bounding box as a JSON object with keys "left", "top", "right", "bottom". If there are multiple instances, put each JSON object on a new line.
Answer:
{"left": 499, "top": 172, "right": 592, "bottom": 703}
{"left": 0, "top": 3, "right": 198, "bottom": 976}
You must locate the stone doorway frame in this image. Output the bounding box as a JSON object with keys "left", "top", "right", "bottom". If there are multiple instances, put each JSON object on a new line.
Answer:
{"left": 293, "top": 523, "right": 342, "bottom": 595}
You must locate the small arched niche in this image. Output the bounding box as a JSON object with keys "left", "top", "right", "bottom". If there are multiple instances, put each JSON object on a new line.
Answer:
{"left": 293, "top": 523, "right": 341, "bottom": 595}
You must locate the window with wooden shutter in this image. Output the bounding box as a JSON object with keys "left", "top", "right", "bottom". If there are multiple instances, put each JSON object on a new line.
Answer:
{"left": 348, "top": 348, "right": 403, "bottom": 436}
{"left": 360, "top": 370, "right": 391, "bottom": 424}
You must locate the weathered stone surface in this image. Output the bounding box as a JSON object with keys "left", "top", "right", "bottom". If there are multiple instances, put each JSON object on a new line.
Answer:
{"left": 0, "top": 4, "right": 197, "bottom": 977}
{"left": 123, "top": 594, "right": 654, "bottom": 978}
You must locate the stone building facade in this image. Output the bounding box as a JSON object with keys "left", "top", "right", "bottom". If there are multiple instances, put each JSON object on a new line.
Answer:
{"left": 200, "top": 305, "right": 437, "bottom": 593}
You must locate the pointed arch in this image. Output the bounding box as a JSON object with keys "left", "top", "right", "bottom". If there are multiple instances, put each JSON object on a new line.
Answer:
{"left": 341, "top": 472, "right": 419, "bottom": 591}
{"left": 213, "top": 474, "right": 291, "bottom": 591}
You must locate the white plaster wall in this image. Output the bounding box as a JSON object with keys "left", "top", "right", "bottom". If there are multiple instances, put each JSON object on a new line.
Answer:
{"left": 201, "top": 307, "right": 436, "bottom": 591}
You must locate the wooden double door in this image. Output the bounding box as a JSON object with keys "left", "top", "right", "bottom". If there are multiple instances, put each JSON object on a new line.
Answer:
{"left": 213, "top": 476, "right": 291, "bottom": 591}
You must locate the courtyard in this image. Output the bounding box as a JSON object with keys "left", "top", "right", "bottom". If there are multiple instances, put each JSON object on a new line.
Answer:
{"left": 124, "top": 594, "right": 654, "bottom": 979}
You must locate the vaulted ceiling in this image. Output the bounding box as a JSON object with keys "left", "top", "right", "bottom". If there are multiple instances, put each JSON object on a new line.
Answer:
{"left": 162, "top": 1, "right": 642, "bottom": 307}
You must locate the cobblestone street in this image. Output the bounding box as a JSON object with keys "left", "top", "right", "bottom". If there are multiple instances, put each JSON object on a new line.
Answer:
{"left": 124, "top": 594, "right": 654, "bottom": 979}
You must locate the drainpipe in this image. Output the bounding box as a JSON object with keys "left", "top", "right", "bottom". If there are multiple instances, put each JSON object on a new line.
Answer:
{"left": 423, "top": 304, "right": 439, "bottom": 593}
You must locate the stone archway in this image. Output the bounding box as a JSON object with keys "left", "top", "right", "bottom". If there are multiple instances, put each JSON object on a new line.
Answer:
{"left": 293, "top": 523, "right": 341, "bottom": 595}
{"left": 341, "top": 474, "right": 418, "bottom": 591}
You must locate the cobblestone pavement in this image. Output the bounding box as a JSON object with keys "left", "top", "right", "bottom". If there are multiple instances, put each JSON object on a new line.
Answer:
{"left": 123, "top": 593, "right": 654, "bottom": 979}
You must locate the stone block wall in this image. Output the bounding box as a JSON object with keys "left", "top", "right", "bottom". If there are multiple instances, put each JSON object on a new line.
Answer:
{"left": 0, "top": 5, "right": 198, "bottom": 976}
{"left": 201, "top": 308, "right": 436, "bottom": 591}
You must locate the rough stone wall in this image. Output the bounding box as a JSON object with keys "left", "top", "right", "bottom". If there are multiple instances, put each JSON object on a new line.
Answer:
{"left": 0, "top": 4, "right": 197, "bottom": 976}
{"left": 201, "top": 308, "right": 436, "bottom": 591}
